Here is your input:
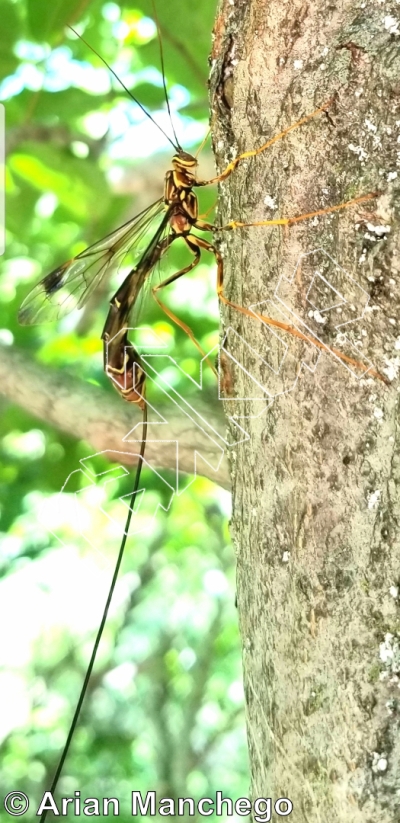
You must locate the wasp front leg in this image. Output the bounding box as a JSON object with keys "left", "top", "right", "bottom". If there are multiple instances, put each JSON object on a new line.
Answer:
{"left": 195, "top": 98, "right": 335, "bottom": 187}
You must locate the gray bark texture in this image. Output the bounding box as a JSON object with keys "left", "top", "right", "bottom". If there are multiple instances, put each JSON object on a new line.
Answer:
{"left": 209, "top": 0, "right": 400, "bottom": 819}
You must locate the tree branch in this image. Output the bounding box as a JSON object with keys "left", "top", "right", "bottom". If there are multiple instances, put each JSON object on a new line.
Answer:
{"left": 0, "top": 345, "right": 230, "bottom": 489}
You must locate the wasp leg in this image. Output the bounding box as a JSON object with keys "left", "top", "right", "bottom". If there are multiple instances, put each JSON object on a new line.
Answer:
{"left": 216, "top": 192, "right": 379, "bottom": 233}
{"left": 152, "top": 238, "right": 218, "bottom": 377}
{"left": 190, "top": 227, "right": 387, "bottom": 384}
{"left": 196, "top": 98, "right": 334, "bottom": 186}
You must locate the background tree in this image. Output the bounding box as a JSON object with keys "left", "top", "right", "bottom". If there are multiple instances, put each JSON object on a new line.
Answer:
{"left": 210, "top": 0, "right": 400, "bottom": 819}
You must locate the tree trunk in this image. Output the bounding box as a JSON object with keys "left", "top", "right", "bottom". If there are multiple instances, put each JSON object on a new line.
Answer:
{"left": 210, "top": 0, "right": 400, "bottom": 819}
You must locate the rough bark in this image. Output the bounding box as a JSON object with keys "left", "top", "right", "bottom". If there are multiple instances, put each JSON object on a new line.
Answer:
{"left": 210, "top": 0, "right": 400, "bottom": 819}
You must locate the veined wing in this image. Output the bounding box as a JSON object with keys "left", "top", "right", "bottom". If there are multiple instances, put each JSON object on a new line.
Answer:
{"left": 18, "top": 198, "right": 165, "bottom": 325}
{"left": 103, "top": 216, "right": 173, "bottom": 336}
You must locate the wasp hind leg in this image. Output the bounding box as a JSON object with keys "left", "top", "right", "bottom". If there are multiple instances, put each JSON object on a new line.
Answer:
{"left": 152, "top": 239, "right": 218, "bottom": 378}
{"left": 192, "top": 224, "right": 387, "bottom": 384}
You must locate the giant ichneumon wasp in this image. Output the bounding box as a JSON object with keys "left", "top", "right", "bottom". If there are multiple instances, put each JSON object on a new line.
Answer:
{"left": 18, "top": 6, "right": 384, "bottom": 818}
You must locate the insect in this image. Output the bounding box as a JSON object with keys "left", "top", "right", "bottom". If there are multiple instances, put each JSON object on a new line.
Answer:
{"left": 19, "top": 99, "right": 384, "bottom": 391}
{"left": 17, "top": 9, "right": 385, "bottom": 819}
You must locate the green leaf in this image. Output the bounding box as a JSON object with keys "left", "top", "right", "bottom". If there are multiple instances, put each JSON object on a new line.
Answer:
{"left": 125, "top": 0, "right": 216, "bottom": 101}
{"left": 9, "top": 144, "right": 109, "bottom": 220}
{"left": 26, "top": 0, "right": 97, "bottom": 41}
{"left": 0, "top": 1, "right": 22, "bottom": 52}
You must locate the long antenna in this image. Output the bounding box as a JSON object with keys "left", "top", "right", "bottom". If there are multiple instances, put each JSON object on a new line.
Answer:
{"left": 39, "top": 407, "right": 148, "bottom": 823}
{"left": 68, "top": 26, "right": 179, "bottom": 151}
{"left": 150, "top": 0, "right": 182, "bottom": 150}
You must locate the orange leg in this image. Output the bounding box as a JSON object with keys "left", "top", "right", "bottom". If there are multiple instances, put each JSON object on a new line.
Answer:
{"left": 198, "top": 200, "right": 217, "bottom": 221}
{"left": 196, "top": 98, "right": 335, "bottom": 186}
{"left": 215, "top": 192, "right": 379, "bottom": 233}
{"left": 152, "top": 240, "right": 218, "bottom": 378}
{"left": 195, "top": 127, "right": 211, "bottom": 161}
{"left": 191, "top": 224, "right": 387, "bottom": 385}
{"left": 190, "top": 94, "right": 385, "bottom": 383}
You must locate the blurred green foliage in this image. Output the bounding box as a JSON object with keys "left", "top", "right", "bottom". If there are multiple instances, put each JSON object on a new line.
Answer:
{"left": 0, "top": 0, "right": 248, "bottom": 815}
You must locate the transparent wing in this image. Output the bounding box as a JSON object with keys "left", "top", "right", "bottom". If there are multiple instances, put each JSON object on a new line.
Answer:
{"left": 18, "top": 198, "right": 165, "bottom": 325}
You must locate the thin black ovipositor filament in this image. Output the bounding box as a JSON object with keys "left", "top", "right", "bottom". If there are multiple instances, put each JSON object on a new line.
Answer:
{"left": 39, "top": 409, "right": 147, "bottom": 823}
